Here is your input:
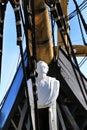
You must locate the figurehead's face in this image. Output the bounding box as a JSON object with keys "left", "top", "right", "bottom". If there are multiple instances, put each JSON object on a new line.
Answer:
{"left": 37, "top": 60, "right": 49, "bottom": 74}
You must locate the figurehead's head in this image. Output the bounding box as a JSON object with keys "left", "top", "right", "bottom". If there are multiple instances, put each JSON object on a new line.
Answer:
{"left": 37, "top": 60, "right": 49, "bottom": 75}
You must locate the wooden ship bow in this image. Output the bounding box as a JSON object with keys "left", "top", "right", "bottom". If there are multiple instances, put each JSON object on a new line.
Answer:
{"left": 0, "top": 0, "right": 87, "bottom": 130}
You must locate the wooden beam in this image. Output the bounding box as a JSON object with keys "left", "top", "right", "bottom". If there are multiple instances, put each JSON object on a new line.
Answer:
{"left": 53, "top": 45, "right": 87, "bottom": 57}
{"left": 72, "top": 45, "right": 87, "bottom": 56}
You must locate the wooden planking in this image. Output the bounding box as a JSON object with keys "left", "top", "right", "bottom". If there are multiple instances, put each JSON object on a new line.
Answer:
{"left": 58, "top": 48, "right": 87, "bottom": 110}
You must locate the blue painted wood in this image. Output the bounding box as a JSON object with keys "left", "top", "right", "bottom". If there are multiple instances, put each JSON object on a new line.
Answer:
{"left": 0, "top": 51, "right": 27, "bottom": 130}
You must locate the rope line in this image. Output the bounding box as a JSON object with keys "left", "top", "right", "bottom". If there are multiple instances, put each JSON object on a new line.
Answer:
{"left": 45, "top": 0, "right": 87, "bottom": 104}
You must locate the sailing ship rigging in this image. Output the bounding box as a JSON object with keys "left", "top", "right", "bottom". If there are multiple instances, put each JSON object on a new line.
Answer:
{"left": 0, "top": 0, "right": 87, "bottom": 130}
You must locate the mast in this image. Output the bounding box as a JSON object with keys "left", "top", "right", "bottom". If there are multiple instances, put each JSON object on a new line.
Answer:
{"left": 28, "top": 0, "right": 53, "bottom": 64}
{"left": 58, "top": 0, "right": 70, "bottom": 48}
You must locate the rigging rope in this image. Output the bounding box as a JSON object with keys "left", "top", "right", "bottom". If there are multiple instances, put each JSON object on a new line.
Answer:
{"left": 77, "top": 12, "right": 87, "bottom": 45}
{"left": 12, "top": 1, "right": 33, "bottom": 129}
{"left": 22, "top": 0, "right": 31, "bottom": 66}
{"left": 0, "top": 2, "right": 7, "bottom": 81}
{"left": 68, "top": 0, "right": 87, "bottom": 20}
{"left": 28, "top": 1, "right": 40, "bottom": 130}
{"left": 45, "top": 0, "right": 87, "bottom": 104}
{"left": 0, "top": 0, "right": 33, "bottom": 128}
{"left": 79, "top": 56, "right": 87, "bottom": 68}
{"left": 72, "top": 0, "right": 87, "bottom": 34}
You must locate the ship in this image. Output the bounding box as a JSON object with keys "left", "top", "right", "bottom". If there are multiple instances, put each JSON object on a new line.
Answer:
{"left": 0, "top": 0, "right": 87, "bottom": 130}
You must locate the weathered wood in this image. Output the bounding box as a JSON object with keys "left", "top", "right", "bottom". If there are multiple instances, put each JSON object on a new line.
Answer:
{"left": 58, "top": 48, "right": 87, "bottom": 110}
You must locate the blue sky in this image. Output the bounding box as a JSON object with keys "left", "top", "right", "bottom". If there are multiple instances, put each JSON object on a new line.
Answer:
{"left": 0, "top": 3, "right": 21, "bottom": 102}
{"left": 69, "top": 0, "right": 87, "bottom": 77}
{"left": 0, "top": 0, "right": 87, "bottom": 103}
